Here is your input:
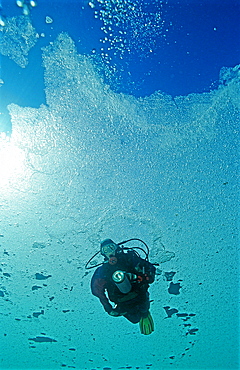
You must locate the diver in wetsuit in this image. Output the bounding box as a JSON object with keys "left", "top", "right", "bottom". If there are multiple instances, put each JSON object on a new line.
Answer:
{"left": 87, "top": 239, "right": 156, "bottom": 335}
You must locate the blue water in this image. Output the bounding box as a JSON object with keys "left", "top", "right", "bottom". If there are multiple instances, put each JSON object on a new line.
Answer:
{"left": 0, "top": 1, "right": 239, "bottom": 369}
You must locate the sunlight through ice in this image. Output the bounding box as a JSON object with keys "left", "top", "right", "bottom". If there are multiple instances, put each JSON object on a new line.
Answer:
{"left": 0, "top": 132, "right": 26, "bottom": 187}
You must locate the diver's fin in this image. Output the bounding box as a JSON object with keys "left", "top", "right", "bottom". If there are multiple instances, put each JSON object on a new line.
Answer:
{"left": 139, "top": 312, "right": 154, "bottom": 335}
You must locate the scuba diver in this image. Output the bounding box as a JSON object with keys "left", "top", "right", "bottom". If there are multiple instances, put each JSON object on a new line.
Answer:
{"left": 85, "top": 238, "right": 157, "bottom": 335}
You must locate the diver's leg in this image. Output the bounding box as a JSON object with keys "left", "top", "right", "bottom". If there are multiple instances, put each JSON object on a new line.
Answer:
{"left": 138, "top": 292, "right": 150, "bottom": 317}
{"left": 123, "top": 311, "right": 142, "bottom": 323}
{"left": 122, "top": 297, "right": 150, "bottom": 323}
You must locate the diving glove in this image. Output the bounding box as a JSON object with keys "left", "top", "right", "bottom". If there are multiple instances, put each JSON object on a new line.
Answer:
{"left": 109, "top": 309, "right": 122, "bottom": 317}
{"left": 139, "top": 312, "right": 154, "bottom": 335}
{"left": 108, "top": 308, "right": 127, "bottom": 317}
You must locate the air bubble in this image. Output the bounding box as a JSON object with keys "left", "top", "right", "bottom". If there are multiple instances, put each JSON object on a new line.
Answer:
{"left": 88, "top": 0, "right": 169, "bottom": 74}
{"left": 45, "top": 16, "right": 53, "bottom": 24}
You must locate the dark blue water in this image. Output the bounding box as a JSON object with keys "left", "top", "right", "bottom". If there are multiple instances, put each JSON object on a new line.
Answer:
{"left": 0, "top": 0, "right": 239, "bottom": 121}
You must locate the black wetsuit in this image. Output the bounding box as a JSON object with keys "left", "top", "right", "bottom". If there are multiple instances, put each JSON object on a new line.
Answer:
{"left": 91, "top": 250, "right": 156, "bottom": 323}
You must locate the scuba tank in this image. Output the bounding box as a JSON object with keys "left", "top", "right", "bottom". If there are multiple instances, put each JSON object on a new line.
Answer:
{"left": 112, "top": 270, "right": 132, "bottom": 294}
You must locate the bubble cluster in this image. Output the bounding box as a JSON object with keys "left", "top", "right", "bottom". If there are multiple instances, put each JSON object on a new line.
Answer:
{"left": 89, "top": 0, "right": 167, "bottom": 63}
{"left": 89, "top": 0, "right": 165, "bottom": 59}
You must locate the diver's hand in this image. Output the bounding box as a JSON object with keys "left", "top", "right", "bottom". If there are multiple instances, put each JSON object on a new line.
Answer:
{"left": 108, "top": 309, "right": 122, "bottom": 317}
{"left": 108, "top": 308, "right": 126, "bottom": 317}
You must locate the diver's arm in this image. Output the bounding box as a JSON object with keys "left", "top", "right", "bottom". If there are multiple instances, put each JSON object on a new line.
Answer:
{"left": 91, "top": 275, "right": 112, "bottom": 313}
